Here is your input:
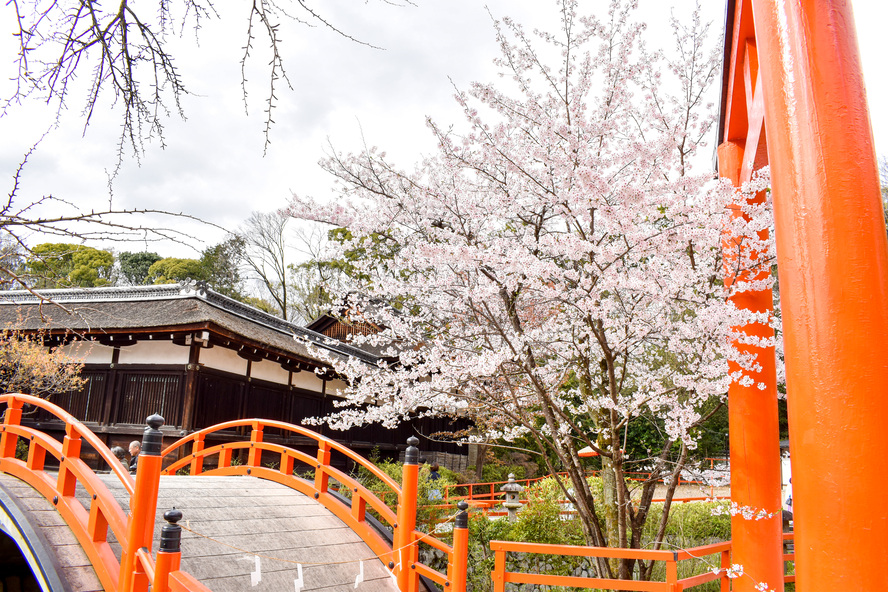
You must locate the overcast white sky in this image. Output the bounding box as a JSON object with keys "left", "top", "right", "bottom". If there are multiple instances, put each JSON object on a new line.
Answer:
{"left": 1, "top": 0, "right": 886, "bottom": 257}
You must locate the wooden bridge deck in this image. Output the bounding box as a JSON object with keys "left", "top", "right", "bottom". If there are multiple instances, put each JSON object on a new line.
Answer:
{"left": 0, "top": 473, "right": 398, "bottom": 591}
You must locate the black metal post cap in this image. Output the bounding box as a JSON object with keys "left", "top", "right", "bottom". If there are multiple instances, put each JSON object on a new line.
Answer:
{"left": 146, "top": 414, "right": 165, "bottom": 430}
{"left": 159, "top": 507, "right": 183, "bottom": 553}
{"left": 164, "top": 508, "right": 183, "bottom": 524}
{"left": 455, "top": 500, "right": 469, "bottom": 529}
{"left": 141, "top": 413, "right": 165, "bottom": 456}
{"left": 404, "top": 436, "right": 420, "bottom": 465}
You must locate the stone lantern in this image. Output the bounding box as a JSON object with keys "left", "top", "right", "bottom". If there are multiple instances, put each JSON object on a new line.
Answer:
{"left": 500, "top": 474, "right": 524, "bottom": 522}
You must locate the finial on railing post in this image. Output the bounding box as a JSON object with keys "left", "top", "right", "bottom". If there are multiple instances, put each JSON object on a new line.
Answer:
{"left": 159, "top": 508, "right": 183, "bottom": 552}
{"left": 142, "top": 414, "right": 165, "bottom": 456}
{"left": 396, "top": 436, "right": 421, "bottom": 592}
{"left": 154, "top": 508, "right": 184, "bottom": 592}
{"left": 120, "top": 414, "right": 165, "bottom": 592}
{"left": 405, "top": 436, "right": 420, "bottom": 465}
{"left": 449, "top": 500, "right": 470, "bottom": 592}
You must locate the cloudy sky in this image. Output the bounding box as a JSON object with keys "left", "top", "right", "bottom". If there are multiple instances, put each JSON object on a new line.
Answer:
{"left": 1, "top": 0, "right": 886, "bottom": 257}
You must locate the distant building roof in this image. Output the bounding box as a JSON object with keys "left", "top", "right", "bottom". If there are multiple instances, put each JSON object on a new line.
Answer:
{"left": 0, "top": 281, "right": 380, "bottom": 367}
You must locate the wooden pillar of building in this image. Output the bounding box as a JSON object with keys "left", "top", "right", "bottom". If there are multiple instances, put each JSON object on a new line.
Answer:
{"left": 749, "top": 0, "right": 888, "bottom": 589}
{"left": 180, "top": 342, "right": 202, "bottom": 432}
{"left": 101, "top": 345, "right": 121, "bottom": 425}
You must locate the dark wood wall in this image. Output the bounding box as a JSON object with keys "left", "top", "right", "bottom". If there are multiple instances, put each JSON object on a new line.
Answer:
{"left": 29, "top": 363, "right": 468, "bottom": 456}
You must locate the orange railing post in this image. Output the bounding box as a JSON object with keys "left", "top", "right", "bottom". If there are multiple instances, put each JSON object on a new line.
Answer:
{"left": 665, "top": 552, "right": 679, "bottom": 592}
{"left": 190, "top": 434, "right": 204, "bottom": 475}
{"left": 396, "top": 436, "right": 419, "bottom": 592}
{"left": 448, "top": 501, "right": 469, "bottom": 592}
{"left": 720, "top": 547, "right": 731, "bottom": 592}
{"left": 491, "top": 547, "right": 506, "bottom": 592}
{"left": 247, "top": 421, "right": 263, "bottom": 467}
{"left": 120, "top": 414, "right": 165, "bottom": 592}
{"left": 57, "top": 423, "right": 82, "bottom": 497}
{"left": 0, "top": 394, "right": 23, "bottom": 458}
{"left": 315, "top": 440, "right": 331, "bottom": 494}
{"left": 153, "top": 508, "right": 183, "bottom": 592}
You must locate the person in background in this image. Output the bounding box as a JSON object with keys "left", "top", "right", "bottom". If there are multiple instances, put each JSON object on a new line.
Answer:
{"left": 129, "top": 441, "right": 141, "bottom": 473}
{"left": 428, "top": 463, "right": 442, "bottom": 500}
{"left": 110, "top": 446, "right": 129, "bottom": 472}
{"left": 782, "top": 477, "right": 793, "bottom": 533}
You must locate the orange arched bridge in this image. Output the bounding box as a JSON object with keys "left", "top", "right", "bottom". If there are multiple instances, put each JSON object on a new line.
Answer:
{"left": 0, "top": 393, "right": 468, "bottom": 592}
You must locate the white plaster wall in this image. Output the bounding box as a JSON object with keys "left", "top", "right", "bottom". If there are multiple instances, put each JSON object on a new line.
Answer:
{"left": 250, "top": 359, "right": 290, "bottom": 386}
{"left": 291, "top": 370, "right": 324, "bottom": 393}
{"left": 57, "top": 341, "right": 113, "bottom": 364}
{"left": 326, "top": 378, "right": 348, "bottom": 397}
{"left": 200, "top": 346, "right": 248, "bottom": 375}
{"left": 117, "top": 341, "right": 190, "bottom": 365}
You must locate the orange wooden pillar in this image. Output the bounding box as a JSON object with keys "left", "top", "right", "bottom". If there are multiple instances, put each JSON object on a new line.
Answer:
{"left": 749, "top": 0, "right": 888, "bottom": 589}
{"left": 719, "top": 1, "right": 784, "bottom": 588}
{"left": 120, "top": 414, "right": 165, "bottom": 592}
{"left": 396, "top": 437, "right": 420, "bottom": 592}
{"left": 718, "top": 142, "right": 784, "bottom": 592}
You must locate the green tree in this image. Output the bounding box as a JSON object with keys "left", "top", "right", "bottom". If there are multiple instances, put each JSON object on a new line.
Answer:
{"left": 118, "top": 252, "right": 162, "bottom": 285}
{"left": 147, "top": 258, "right": 205, "bottom": 284}
{"left": 26, "top": 243, "right": 114, "bottom": 288}
{"left": 199, "top": 236, "right": 246, "bottom": 299}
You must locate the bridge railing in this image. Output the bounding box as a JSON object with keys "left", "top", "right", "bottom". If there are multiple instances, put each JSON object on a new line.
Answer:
{"left": 0, "top": 393, "right": 209, "bottom": 592}
{"left": 160, "top": 420, "right": 470, "bottom": 592}
{"left": 488, "top": 533, "right": 796, "bottom": 591}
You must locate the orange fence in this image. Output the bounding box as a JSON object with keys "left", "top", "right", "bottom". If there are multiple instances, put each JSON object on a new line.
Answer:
{"left": 442, "top": 472, "right": 576, "bottom": 506}
{"left": 442, "top": 470, "right": 729, "bottom": 510}
{"left": 490, "top": 540, "right": 731, "bottom": 592}
{"left": 0, "top": 393, "right": 210, "bottom": 592}
{"left": 490, "top": 534, "right": 795, "bottom": 592}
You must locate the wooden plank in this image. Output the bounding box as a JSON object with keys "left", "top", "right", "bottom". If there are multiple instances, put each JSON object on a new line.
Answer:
{"left": 59, "top": 565, "right": 104, "bottom": 592}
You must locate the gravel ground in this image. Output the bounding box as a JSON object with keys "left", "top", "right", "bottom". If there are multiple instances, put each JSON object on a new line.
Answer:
{"left": 632, "top": 484, "right": 731, "bottom": 501}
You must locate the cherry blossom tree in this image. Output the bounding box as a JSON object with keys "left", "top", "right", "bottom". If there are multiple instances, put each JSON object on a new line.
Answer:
{"left": 0, "top": 329, "right": 84, "bottom": 399}
{"left": 288, "top": 0, "right": 774, "bottom": 580}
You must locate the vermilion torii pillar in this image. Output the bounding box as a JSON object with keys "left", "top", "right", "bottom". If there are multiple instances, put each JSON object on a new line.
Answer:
{"left": 720, "top": 1, "right": 888, "bottom": 590}
{"left": 718, "top": 2, "right": 784, "bottom": 589}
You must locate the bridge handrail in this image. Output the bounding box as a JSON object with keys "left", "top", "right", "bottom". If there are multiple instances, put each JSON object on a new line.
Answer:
{"left": 0, "top": 394, "right": 209, "bottom": 592}
{"left": 161, "top": 418, "right": 401, "bottom": 492}
{"left": 160, "top": 419, "right": 414, "bottom": 581}
{"left": 1, "top": 393, "right": 135, "bottom": 495}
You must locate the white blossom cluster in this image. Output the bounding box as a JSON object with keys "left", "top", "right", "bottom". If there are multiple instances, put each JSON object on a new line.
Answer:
{"left": 709, "top": 565, "right": 775, "bottom": 592}
{"left": 709, "top": 501, "right": 780, "bottom": 521}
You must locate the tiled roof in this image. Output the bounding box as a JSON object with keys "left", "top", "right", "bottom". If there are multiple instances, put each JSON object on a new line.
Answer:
{"left": 0, "top": 281, "right": 380, "bottom": 365}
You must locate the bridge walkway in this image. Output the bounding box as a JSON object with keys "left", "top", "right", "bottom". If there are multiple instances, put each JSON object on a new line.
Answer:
{"left": 1, "top": 471, "right": 397, "bottom": 591}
